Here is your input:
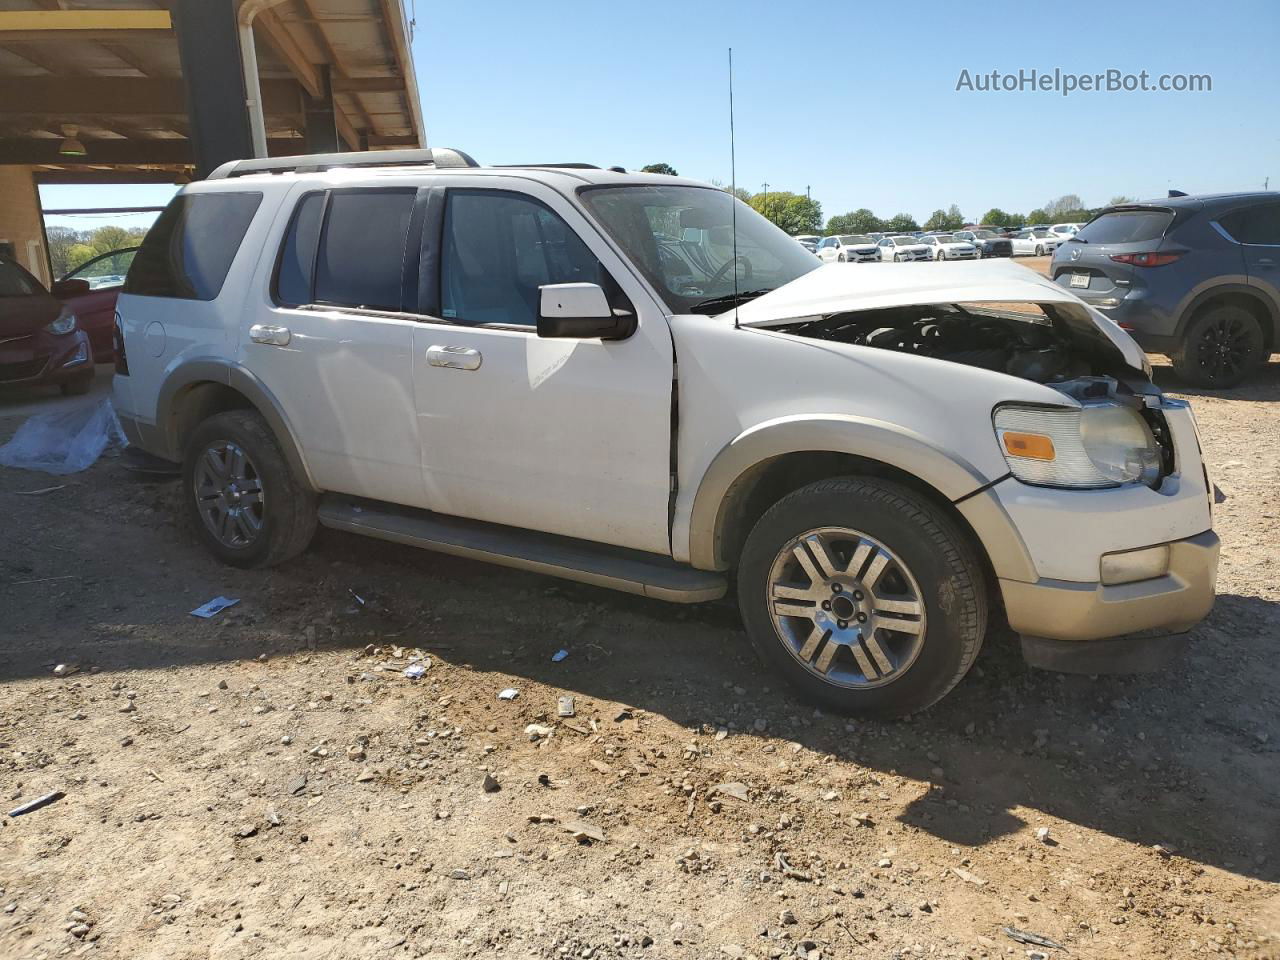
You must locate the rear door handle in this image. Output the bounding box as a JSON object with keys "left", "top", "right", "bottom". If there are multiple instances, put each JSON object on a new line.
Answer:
{"left": 426, "top": 344, "right": 482, "bottom": 371}
{"left": 249, "top": 323, "right": 291, "bottom": 346}
{"left": 1258, "top": 257, "right": 1276, "bottom": 266}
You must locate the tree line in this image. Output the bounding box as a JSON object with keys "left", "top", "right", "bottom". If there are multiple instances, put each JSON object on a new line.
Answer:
{"left": 45, "top": 224, "right": 148, "bottom": 279}
{"left": 639, "top": 167, "right": 1134, "bottom": 238}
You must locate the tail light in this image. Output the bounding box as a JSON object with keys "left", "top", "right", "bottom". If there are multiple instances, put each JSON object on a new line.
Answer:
{"left": 1109, "top": 251, "right": 1183, "bottom": 267}
{"left": 113, "top": 311, "right": 128, "bottom": 375}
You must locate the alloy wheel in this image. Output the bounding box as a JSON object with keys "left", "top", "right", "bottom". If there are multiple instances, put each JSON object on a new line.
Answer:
{"left": 1195, "top": 314, "right": 1255, "bottom": 381}
{"left": 193, "top": 440, "right": 265, "bottom": 548}
{"left": 767, "top": 527, "right": 927, "bottom": 688}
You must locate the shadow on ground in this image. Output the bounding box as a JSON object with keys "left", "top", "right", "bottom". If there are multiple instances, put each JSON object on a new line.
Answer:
{"left": 3, "top": 471, "right": 1276, "bottom": 884}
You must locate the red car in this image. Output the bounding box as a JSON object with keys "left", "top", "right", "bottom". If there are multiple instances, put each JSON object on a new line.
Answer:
{"left": 51, "top": 247, "right": 138, "bottom": 363}
{"left": 0, "top": 255, "right": 94, "bottom": 395}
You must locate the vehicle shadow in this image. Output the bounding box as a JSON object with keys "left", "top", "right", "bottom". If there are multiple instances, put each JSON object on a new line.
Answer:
{"left": 1152, "top": 353, "right": 1280, "bottom": 402}
{"left": 2, "top": 495, "right": 1275, "bottom": 885}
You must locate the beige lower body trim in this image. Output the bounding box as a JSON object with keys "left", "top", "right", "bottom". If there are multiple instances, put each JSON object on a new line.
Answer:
{"left": 1000, "top": 530, "right": 1219, "bottom": 642}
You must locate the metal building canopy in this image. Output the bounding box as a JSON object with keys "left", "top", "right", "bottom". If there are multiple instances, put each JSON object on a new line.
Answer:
{"left": 0, "top": 0, "right": 425, "bottom": 180}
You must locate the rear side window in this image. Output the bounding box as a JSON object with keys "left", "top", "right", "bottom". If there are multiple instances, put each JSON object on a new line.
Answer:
{"left": 124, "top": 192, "right": 261, "bottom": 300}
{"left": 1075, "top": 210, "right": 1173, "bottom": 245}
{"left": 1219, "top": 203, "right": 1280, "bottom": 245}
{"left": 0, "top": 259, "right": 40, "bottom": 297}
{"left": 314, "top": 190, "right": 416, "bottom": 311}
{"left": 274, "top": 193, "right": 324, "bottom": 306}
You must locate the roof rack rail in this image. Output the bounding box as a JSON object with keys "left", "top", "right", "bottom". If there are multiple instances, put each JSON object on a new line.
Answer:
{"left": 495, "top": 163, "right": 600, "bottom": 170}
{"left": 207, "top": 147, "right": 479, "bottom": 180}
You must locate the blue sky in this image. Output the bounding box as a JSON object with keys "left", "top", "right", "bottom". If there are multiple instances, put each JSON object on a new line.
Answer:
{"left": 42, "top": 0, "right": 1280, "bottom": 234}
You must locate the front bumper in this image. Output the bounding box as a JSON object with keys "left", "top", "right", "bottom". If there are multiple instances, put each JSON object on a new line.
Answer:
{"left": 1001, "top": 529, "right": 1219, "bottom": 644}
{"left": 0, "top": 329, "right": 92, "bottom": 386}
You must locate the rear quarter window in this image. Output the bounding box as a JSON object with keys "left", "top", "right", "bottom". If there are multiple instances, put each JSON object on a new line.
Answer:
{"left": 1075, "top": 210, "right": 1173, "bottom": 245}
{"left": 124, "top": 192, "right": 262, "bottom": 300}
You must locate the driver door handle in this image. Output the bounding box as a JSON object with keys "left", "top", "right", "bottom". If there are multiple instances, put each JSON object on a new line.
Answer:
{"left": 427, "top": 344, "right": 482, "bottom": 371}
{"left": 249, "top": 323, "right": 291, "bottom": 346}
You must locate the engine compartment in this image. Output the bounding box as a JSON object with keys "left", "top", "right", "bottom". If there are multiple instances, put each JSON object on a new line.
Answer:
{"left": 775, "top": 302, "right": 1144, "bottom": 387}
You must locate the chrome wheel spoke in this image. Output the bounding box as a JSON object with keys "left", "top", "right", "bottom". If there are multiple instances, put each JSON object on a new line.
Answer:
{"left": 193, "top": 440, "right": 264, "bottom": 549}
{"left": 767, "top": 526, "right": 927, "bottom": 690}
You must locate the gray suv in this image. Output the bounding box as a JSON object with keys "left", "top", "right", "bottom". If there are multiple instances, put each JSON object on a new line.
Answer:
{"left": 1050, "top": 193, "right": 1280, "bottom": 387}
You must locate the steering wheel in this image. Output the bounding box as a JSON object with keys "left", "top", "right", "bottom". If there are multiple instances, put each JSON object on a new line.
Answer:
{"left": 710, "top": 254, "right": 753, "bottom": 286}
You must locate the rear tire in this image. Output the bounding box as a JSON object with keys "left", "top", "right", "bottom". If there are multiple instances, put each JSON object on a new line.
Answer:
{"left": 182, "top": 409, "right": 317, "bottom": 568}
{"left": 1172, "top": 304, "right": 1266, "bottom": 388}
{"left": 737, "top": 477, "right": 987, "bottom": 718}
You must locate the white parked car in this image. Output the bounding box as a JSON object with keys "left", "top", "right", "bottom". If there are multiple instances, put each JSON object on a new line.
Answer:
{"left": 877, "top": 235, "right": 932, "bottom": 261}
{"left": 794, "top": 234, "right": 821, "bottom": 253}
{"left": 918, "top": 234, "right": 978, "bottom": 261}
{"left": 1049, "top": 223, "right": 1083, "bottom": 241}
{"left": 112, "top": 148, "right": 1218, "bottom": 717}
{"left": 1011, "top": 227, "right": 1061, "bottom": 256}
{"left": 816, "top": 234, "right": 880, "bottom": 263}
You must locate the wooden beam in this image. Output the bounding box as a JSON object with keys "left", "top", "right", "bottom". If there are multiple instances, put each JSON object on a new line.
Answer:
{"left": 0, "top": 137, "right": 306, "bottom": 165}
{"left": 292, "top": 0, "right": 377, "bottom": 136}
{"left": 0, "top": 10, "right": 172, "bottom": 32}
{"left": 331, "top": 76, "right": 405, "bottom": 93}
{"left": 34, "top": 169, "right": 191, "bottom": 185}
{"left": 254, "top": 8, "right": 322, "bottom": 99}
{"left": 376, "top": 0, "right": 419, "bottom": 144}
{"left": 366, "top": 135, "right": 416, "bottom": 147}
{"left": 0, "top": 78, "right": 304, "bottom": 117}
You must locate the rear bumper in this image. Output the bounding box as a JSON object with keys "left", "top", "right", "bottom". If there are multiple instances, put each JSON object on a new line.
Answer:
{"left": 1000, "top": 529, "right": 1219, "bottom": 644}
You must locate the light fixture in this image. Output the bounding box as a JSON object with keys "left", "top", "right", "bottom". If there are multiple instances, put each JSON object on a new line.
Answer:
{"left": 58, "top": 124, "right": 86, "bottom": 158}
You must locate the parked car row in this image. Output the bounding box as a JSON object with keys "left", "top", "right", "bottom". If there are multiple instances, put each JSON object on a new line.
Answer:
{"left": 802, "top": 223, "right": 1081, "bottom": 262}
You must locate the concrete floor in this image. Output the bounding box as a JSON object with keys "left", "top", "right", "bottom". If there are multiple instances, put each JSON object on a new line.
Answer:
{"left": 0, "top": 362, "right": 116, "bottom": 422}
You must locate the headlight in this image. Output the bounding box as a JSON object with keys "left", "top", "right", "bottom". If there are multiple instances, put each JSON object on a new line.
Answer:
{"left": 46, "top": 311, "right": 77, "bottom": 335}
{"left": 994, "top": 402, "right": 1162, "bottom": 488}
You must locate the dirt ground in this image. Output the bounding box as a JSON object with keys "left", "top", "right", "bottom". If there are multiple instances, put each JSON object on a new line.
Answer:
{"left": 1, "top": 349, "right": 1278, "bottom": 959}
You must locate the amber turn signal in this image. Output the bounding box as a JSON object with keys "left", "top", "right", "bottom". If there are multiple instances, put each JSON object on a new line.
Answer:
{"left": 1002, "top": 431, "right": 1055, "bottom": 461}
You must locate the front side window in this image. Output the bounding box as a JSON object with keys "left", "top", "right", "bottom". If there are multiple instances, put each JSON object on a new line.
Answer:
{"left": 441, "top": 190, "right": 608, "bottom": 327}
{"left": 65, "top": 248, "right": 137, "bottom": 288}
{"left": 125, "top": 192, "right": 261, "bottom": 300}
{"left": 579, "top": 184, "right": 818, "bottom": 315}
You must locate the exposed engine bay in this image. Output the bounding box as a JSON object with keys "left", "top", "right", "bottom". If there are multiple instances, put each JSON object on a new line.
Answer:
{"left": 774, "top": 302, "right": 1147, "bottom": 387}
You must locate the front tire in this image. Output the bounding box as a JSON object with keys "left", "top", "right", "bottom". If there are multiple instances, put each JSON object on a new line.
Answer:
{"left": 893, "top": 253, "right": 902, "bottom": 262}
{"left": 1035, "top": 244, "right": 1045, "bottom": 256}
{"left": 737, "top": 477, "right": 987, "bottom": 718}
{"left": 1172, "top": 304, "right": 1266, "bottom": 388}
{"left": 183, "top": 410, "right": 317, "bottom": 568}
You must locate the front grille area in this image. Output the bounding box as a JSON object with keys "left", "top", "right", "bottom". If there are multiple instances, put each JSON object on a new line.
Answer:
{"left": 0, "top": 355, "right": 48, "bottom": 382}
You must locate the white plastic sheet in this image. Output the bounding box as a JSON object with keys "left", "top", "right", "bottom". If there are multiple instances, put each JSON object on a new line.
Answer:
{"left": 0, "top": 398, "right": 126, "bottom": 475}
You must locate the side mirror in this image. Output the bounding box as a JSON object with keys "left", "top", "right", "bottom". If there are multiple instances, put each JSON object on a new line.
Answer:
{"left": 52, "top": 277, "right": 90, "bottom": 298}
{"left": 537, "top": 283, "right": 634, "bottom": 340}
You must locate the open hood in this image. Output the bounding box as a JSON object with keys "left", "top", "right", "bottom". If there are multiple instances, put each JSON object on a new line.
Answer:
{"left": 721, "top": 259, "right": 1149, "bottom": 380}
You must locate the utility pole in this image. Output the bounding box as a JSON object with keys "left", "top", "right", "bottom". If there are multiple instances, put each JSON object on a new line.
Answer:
{"left": 761, "top": 182, "right": 770, "bottom": 224}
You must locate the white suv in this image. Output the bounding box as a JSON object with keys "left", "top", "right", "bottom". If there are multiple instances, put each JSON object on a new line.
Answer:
{"left": 112, "top": 148, "right": 1218, "bottom": 717}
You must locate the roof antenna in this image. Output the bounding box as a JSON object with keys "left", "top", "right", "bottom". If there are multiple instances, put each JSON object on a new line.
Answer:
{"left": 729, "top": 47, "right": 740, "bottom": 329}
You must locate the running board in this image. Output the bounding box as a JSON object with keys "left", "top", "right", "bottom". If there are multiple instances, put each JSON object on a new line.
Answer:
{"left": 317, "top": 496, "right": 727, "bottom": 603}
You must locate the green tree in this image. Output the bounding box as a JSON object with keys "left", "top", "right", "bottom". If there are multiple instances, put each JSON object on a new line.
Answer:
{"left": 1006, "top": 212, "right": 1027, "bottom": 228}
{"left": 66, "top": 243, "right": 97, "bottom": 271}
{"left": 923, "top": 208, "right": 962, "bottom": 231}
{"left": 1108, "top": 195, "right": 1135, "bottom": 206}
{"left": 45, "top": 226, "right": 83, "bottom": 279}
{"left": 1043, "top": 194, "right": 1084, "bottom": 219}
{"left": 641, "top": 163, "right": 678, "bottom": 176}
{"left": 750, "top": 191, "right": 822, "bottom": 234}
{"left": 827, "top": 208, "right": 880, "bottom": 234}
{"left": 709, "top": 179, "right": 752, "bottom": 202}
{"left": 945, "top": 204, "right": 965, "bottom": 230}
{"left": 884, "top": 212, "right": 919, "bottom": 233}
{"left": 1026, "top": 208, "right": 1052, "bottom": 225}
{"left": 90, "top": 225, "right": 133, "bottom": 254}
{"left": 980, "top": 208, "right": 1010, "bottom": 227}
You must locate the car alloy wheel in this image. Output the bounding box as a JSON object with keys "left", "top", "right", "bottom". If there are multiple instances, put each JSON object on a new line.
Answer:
{"left": 767, "top": 526, "right": 927, "bottom": 689}
{"left": 1195, "top": 312, "right": 1256, "bottom": 382}
{"left": 1035, "top": 244, "right": 1045, "bottom": 256}
{"left": 193, "top": 440, "right": 265, "bottom": 548}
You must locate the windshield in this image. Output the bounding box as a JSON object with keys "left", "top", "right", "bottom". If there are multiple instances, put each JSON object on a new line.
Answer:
{"left": 1031, "top": 228, "right": 1051, "bottom": 237}
{"left": 891, "top": 236, "right": 916, "bottom": 244}
{"left": 578, "top": 184, "right": 819, "bottom": 314}
{"left": 839, "top": 235, "right": 871, "bottom": 244}
{"left": 932, "top": 234, "right": 956, "bottom": 243}
{"left": 1075, "top": 209, "right": 1174, "bottom": 244}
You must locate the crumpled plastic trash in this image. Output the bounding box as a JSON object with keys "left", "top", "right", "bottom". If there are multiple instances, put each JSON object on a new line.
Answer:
{"left": 0, "top": 398, "right": 126, "bottom": 475}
